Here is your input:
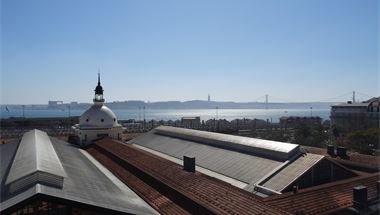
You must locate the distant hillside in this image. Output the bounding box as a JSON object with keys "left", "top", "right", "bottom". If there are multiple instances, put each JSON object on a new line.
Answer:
{"left": 1, "top": 100, "right": 336, "bottom": 110}
{"left": 106, "top": 100, "right": 334, "bottom": 110}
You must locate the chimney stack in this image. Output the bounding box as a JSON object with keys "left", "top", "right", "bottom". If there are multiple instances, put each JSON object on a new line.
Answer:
{"left": 353, "top": 186, "right": 367, "bottom": 210}
{"left": 183, "top": 155, "right": 195, "bottom": 172}
{"left": 327, "top": 145, "right": 335, "bottom": 156}
{"left": 337, "top": 146, "right": 347, "bottom": 158}
{"left": 293, "top": 185, "right": 299, "bottom": 194}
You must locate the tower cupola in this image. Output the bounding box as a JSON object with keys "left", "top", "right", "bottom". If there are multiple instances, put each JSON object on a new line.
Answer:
{"left": 94, "top": 73, "right": 104, "bottom": 104}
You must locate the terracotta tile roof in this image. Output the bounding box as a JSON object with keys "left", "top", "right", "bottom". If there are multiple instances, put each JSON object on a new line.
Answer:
{"left": 342, "top": 153, "right": 380, "bottom": 167}
{"left": 303, "top": 146, "right": 380, "bottom": 171}
{"left": 264, "top": 173, "right": 380, "bottom": 214}
{"left": 86, "top": 138, "right": 289, "bottom": 215}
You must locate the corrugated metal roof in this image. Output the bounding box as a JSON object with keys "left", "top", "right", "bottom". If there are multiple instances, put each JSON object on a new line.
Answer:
{"left": 133, "top": 144, "right": 249, "bottom": 189}
{"left": 1, "top": 130, "right": 158, "bottom": 215}
{"left": 129, "top": 129, "right": 284, "bottom": 185}
{"left": 5, "top": 129, "right": 66, "bottom": 193}
{"left": 155, "top": 126, "right": 300, "bottom": 160}
{"left": 260, "top": 153, "right": 324, "bottom": 192}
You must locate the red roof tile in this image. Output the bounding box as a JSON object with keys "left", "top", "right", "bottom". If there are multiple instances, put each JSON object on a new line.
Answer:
{"left": 87, "top": 138, "right": 289, "bottom": 215}
{"left": 265, "top": 173, "right": 380, "bottom": 214}
{"left": 303, "top": 146, "right": 380, "bottom": 169}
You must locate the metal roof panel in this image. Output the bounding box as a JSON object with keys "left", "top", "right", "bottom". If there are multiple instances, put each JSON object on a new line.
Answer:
{"left": 154, "top": 126, "right": 300, "bottom": 160}
{"left": 129, "top": 130, "right": 283, "bottom": 185}
{"left": 1, "top": 130, "right": 158, "bottom": 215}
{"left": 261, "top": 153, "right": 324, "bottom": 192}
{"left": 5, "top": 129, "right": 66, "bottom": 193}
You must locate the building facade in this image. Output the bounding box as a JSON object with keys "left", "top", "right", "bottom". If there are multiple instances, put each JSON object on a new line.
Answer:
{"left": 330, "top": 97, "right": 380, "bottom": 135}
{"left": 181, "top": 116, "right": 201, "bottom": 129}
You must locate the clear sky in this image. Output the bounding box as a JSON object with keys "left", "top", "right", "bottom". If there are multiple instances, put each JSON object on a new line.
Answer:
{"left": 1, "top": 0, "right": 378, "bottom": 104}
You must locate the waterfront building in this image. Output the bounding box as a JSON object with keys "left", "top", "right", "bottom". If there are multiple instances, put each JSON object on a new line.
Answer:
{"left": 330, "top": 97, "right": 380, "bottom": 135}
{"left": 72, "top": 74, "right": 124, "bottom": 146}
{"left": 181, "top": 116, "right": 201, "bottom": 129}
{"left": 47, "top": 100, "right": 63, "bottom": 109}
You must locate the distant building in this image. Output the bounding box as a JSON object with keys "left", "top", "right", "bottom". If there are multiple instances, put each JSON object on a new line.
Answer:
{"left": 279, "top": 116, "right": 322, "bottom": 128}
{"left": 181, "top": 116, "right": 201, "bottom": 129}
{"left": 48, "top": 100, "right": 63, "bottom": 108}
{"left": 73, "top": 74, "right": 124, "bottom": 145}
{"left": 330, "top": 97, "right": 380, "bottom": 135}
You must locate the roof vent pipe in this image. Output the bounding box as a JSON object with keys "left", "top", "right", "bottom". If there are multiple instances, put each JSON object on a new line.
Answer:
{"left": 353, "top": 186, "right": 367, "bottom": 210}
{"left": 183, "top": 156, "right": 195, "bottom": 173}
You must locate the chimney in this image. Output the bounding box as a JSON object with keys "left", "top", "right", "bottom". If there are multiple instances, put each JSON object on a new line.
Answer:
{"left": 353, "top": 186, "right": 367, "bottom": 210}
{"left": 337, "top": 146, "right": 347, "bottom": 158}
{"left": 327, "top": 145, "right": 335, "bottom": 156}
{"left": 183, "top": 156, "right": 195, "bottom": 172}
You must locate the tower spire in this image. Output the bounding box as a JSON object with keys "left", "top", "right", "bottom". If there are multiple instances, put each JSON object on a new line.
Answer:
{"left": 94, "top": 73, "right": 104, "bottom": 104}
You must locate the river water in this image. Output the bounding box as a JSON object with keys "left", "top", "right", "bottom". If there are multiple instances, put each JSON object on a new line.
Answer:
{"left": 0, "top": 108, "right": 330, "bottom": 122}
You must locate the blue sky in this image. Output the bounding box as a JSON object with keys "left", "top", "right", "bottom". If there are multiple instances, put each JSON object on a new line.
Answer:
{"left": 1, "top": 0, "right": 378, "bottom": 104}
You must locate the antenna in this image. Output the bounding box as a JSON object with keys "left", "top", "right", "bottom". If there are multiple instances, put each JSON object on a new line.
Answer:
{"left": 352, "top": 91, "right": 356, "bottom": 103}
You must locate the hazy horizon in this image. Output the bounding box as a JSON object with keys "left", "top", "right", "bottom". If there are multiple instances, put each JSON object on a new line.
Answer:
{"left": 0, "top": 98, "right": 367, "bottom": 106}
{"left": 1, "top": 0, "right": 378, "bottom": 104}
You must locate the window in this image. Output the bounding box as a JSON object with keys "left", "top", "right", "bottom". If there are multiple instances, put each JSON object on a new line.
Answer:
{"left": 86, "top": 118, "right": 89, "bottom": 122}
{"left": 101, "top": 119, "right": 104, "bottom": 122}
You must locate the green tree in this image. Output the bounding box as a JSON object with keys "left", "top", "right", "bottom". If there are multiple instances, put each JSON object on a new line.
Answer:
{"left": 294, "top": 123, "right": 328, "bottom": 147}
{"left": 346, "top": 129, "right": 379, "bottom": 154}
